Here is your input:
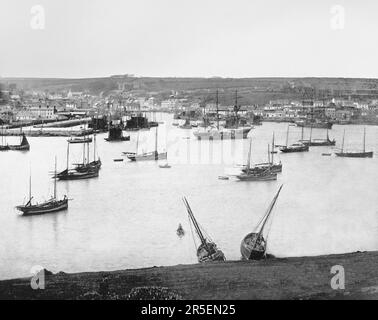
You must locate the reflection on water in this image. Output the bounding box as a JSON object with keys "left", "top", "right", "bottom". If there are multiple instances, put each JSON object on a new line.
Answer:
{"left": 0, "top": 113, "right": 378, "bottom": 279}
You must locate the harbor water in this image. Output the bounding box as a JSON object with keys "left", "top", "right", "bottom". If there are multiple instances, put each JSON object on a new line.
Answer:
{"left": 1, "top": 113, "right": 378, "bottom": 280}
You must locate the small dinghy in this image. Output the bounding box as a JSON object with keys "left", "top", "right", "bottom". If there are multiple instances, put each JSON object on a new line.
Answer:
{"left": 218, "top": 176, "right": 229, "bottom": 180}
{"left": 176, "top": 223, "right": 185, "bottom": 237}
{"left": 113, "top": 158, "right": 124, "bottom": 162}
{"left": 159, "top": 163, "right": 171, "bottom": 168}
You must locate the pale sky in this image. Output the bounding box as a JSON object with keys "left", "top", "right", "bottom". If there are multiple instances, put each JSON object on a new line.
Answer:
{"left": 1, "top": 0, "right": 378, "bottom": 78}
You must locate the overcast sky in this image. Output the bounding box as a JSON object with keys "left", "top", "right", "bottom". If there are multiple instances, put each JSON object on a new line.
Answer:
{"left": 1, "top": 0, "right": 377, "bottom": 78}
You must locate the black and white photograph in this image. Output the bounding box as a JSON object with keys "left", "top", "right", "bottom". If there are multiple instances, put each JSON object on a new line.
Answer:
{"left": 1, "top": 0, "right": 378, "bottom": 307}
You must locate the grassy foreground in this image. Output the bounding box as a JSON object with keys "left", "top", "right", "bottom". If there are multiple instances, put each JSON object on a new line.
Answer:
{"left": 1, "top": 251, "right": 378, "bottom": 300}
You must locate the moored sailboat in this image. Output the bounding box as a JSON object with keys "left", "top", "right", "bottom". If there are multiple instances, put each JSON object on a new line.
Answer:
{"left": 335, "top": 128, "right": 373, "bottom": 158}
{"left": 55, "top": 141, "right": 99, "bottom": 180}
{"left": 183, "top": 197, "right": 225, "bottom": 263}
{"left": 127, "top": 127, "right": 167, "bottom": 161}
{"left": 279, "top": 125, "right": 309, "bottom": 153}
{"left": 237, "top": 138, "right": 277, "bottom": 181}
{"left": 240, "top": 185, "right": 283, "bottom": 260}
{"left": 248, "top": 133, "right": 282, "bottom": 174}
{"left": 8, "top": 133, "right": 30, "bottom": 151}
{"left": 16, "top": 159, "right": 69, "bottom": 216}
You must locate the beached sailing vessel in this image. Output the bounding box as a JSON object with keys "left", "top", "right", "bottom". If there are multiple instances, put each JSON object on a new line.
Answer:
{"left": 240, "top": 185, "right": 283, "bottom": 260}
{"left": 16, "top": 159, "right": 69, "bottom": 216}
{"left": 183, "top": 197, "right": 225, "bottom": 263}
{"left": 335, "top": 128, "right": 373, "bottom": 158}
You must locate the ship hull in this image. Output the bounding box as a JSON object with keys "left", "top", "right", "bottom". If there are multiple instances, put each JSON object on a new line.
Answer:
{"left": 296, "top": 122, "right": 333, "bottom": 129}
{"left": 194, "top": 128, "right": 252, "bottom": 140}
{"left": 104, "top": 136, "right": 130, "bottom": 141}
{"left": 240, "top": 233, "right": 266, "bottom": 260}
{"left": 236, "top": 172, "right": 277, "bottom": 181}
{"left": 245, "top": 163, "right": 282, "bottom": 174}
{"left": 57, "top": 169, "right": 99, "bottom": 180}
{"left": 197, "top": 243, "right": 226, "bottom": 263}
{"left": 127, "top": 151, "right": 167, "bottom": 162}
{"left": 279, "top": 145, "right": 309, "bottom": 153}
{"left": 16, "top": 199, "right": 68, "bottom": 216}
{"left": 68, "top": 138, "right": 92, "bottom": 144}
{"left": 335, "top": 151, "right": 373, "bottom": 158}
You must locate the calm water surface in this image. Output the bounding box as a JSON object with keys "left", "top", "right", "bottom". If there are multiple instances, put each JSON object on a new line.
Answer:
{"left": 1, "top": 113, "right": 378, "bottom": 279}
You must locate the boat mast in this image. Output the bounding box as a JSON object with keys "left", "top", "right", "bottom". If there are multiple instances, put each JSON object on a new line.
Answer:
{"left": 309, "top": 125, "right": 313, "bottom": 143}
{"left": 247, "top": 138, "right": 252, "bottom": 170}
{"left": 29, "top": 171, "right": 32, "bottom": 203}
{"left": 155, "top": 127, "right": 158, "bottom": 159}
{"left": 285, "top": 125, "right": 289, "bottom": 147}
{"left": 268, "top": 144, "right": 271, "bottom": 164}
{"left": 363, "top": 127, "right": 366, "bottom": 153}
{"left": 341, "top": 129, "right": 345, "bottom": 153}
{"left": 87, "top": 141, "right": 90, "bottom": 165}
{"left": 216, "top": 90, "right": 219, "bottom": 130}
{"left": 93, "top": 133, "right": 96, "bottom": 161}
{"left": 53, "top": 157, "right": 57, "bottom": 199}
{"left": 235, "top": 90, "right": 239, "bottom": 127}
{"left": 257, "top": 184, "right": 283, "bottom": 239}
{"left": 183, "top": 197, "right": 207, "bottom": 247}
{"left": 301, "top": 126, "right": 304, "bottom": 141}
{"left": 271, "top": 132, "right": 275, "bottom": 164}
{"left": 136, "top": 130, "right": 140, "bottom": 154}
{"left": 66, "top": 142, "right": 70, "bottom": 170}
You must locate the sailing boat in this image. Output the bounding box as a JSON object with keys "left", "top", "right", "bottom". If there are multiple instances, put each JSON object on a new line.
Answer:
{"left": 127, "top": 127, "right": 167, "bottom": 161}
{"left": 16, "top": 159, "right": 69, "bottom": 216}
{"left": 335, "top": 128, "right": 373, "bottom": 158}
{"left": 8, "top": 132, "right": 30, "bottom": 151}
{"left": 279, "top": 125, "right": 309, "bottom": 153}
{"left": 240, "top": 185, "right": 283, "bottom": 260}
{"left": 250, "top": 133, "right": 282, "bottom": 173}
{"left": 75, "top": 133, "right": 102, "bottom": 172}
{"left": 176, "top": 223, "right": 185, "bottom": 237}
{"left": 237, "top": 138, "right": 277, "bottom": 181}
{"left": 183, "top": 197, "right": 225, "bottom": 263}
{"left": 299, "top": 126, "right": 336, "bottom": 147}
{"left": 55, "top": 142, "right": 99, "bottom": 180}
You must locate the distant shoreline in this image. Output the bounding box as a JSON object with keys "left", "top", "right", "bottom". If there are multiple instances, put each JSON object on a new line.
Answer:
{"left": 1, "top": 250, "right": 377, "bottom": 299}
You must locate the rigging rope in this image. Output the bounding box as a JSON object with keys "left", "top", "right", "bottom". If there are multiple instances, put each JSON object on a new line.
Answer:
{"left": 188, "top": 214, "right": 198, "bottom": 255}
